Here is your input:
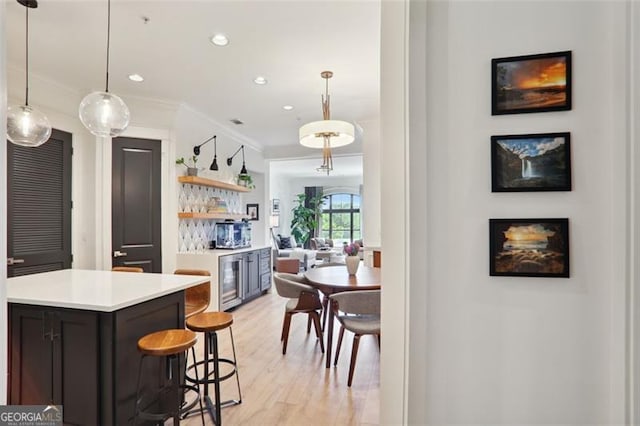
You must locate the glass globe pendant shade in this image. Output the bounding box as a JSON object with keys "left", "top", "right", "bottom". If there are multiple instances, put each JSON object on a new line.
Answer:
{"left": 79, "top": 91, "right": 130, "bottom": 137}
{"left": 7, "top": 104, "right": 52, "bottom": 147}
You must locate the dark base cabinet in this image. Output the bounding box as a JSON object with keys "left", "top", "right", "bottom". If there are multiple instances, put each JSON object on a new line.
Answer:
{"left": 219, "top": 247, "right": 272, "bottom": 309}
{"left": 9, "top": 291, "right": 185, "bottom": 426}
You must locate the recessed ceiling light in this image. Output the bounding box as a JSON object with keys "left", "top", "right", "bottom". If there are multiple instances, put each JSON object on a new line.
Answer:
{"left": 210, "top": 34, "right": 229, "bottom": 46}
{"left": 283, "top": 105, "right": 294, "bottom": 111}
{"left": 128, "top": 74, "right": 144, "bottom": 82}
{"left": 253, "top": 76, "right": 268, "bottom": 85}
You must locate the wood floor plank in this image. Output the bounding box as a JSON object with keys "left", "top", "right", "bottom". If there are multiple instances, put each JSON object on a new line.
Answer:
{"left": 181, "top": 290, "right": 380, "bottom": 425}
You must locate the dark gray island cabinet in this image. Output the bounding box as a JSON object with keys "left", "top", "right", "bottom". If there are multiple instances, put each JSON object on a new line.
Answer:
{"left": 7, "top": 269, "right": 208, "bottom": 426}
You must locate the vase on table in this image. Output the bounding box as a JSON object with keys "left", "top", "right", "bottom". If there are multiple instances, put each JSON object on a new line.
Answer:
{"left": 345, "top": 255, "right": 360, "bottom": 275}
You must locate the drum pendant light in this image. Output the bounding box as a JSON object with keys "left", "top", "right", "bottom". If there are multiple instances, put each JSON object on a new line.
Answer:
{"left": 7, "top": 0, "right": 52, "bottom": 148}
{"left": 79, "top": 0, "right": 130, "bottom": 137}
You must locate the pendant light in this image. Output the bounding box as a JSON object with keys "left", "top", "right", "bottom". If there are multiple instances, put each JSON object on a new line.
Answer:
{"left": 299, "top": 71, "right": 355, "bottom": 175}
{"left": 79, "top": 0, "right": 130, "bottom": 137}
{"left": 6, "top": 0, "right": 52, "bottom": 148}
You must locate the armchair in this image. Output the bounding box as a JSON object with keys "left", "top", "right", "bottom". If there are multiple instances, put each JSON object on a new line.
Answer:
{"left": 271, "top": 231, "right": 316, "bottom": 270}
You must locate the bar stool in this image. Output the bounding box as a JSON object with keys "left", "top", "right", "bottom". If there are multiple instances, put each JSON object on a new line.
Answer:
{"left": 134, "top": 329, "right": 205, "bottom": 425}
{"left": 185, "top": 312, "right": 242, "bottom": 425}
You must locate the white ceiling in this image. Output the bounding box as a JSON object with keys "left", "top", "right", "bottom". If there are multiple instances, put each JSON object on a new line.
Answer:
{"left": 5, "top": 0, "right": 381, "bottom": 157}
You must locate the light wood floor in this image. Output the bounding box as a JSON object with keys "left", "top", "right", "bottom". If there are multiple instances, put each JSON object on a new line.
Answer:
{"left": 182, "top": 290, "right": 380, "bottom": 426}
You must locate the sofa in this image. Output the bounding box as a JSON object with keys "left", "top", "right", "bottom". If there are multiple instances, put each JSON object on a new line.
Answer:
{"left": 310, "top": 237, "right": 334, "bottom": 251}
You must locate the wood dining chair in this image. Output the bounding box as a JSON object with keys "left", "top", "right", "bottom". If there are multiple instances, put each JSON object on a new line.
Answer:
{"left": 329, "top": 289, "right": 381, "bottom": 386}
{"left": 273, "top": 272, "right": 324, "bottom": 355}
{"left": 112, "top": 266, "right": 144, "bottom": 273}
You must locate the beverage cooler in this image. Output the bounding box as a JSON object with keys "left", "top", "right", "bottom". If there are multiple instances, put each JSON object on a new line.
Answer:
{"left": 219, "top": 253, "right": 244, "bottom": 310}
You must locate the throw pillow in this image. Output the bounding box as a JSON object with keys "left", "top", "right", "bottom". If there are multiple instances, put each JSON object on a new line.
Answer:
{"left": 289, "top": 235, "right": 298, "bottom": 248}
{"left": 279, "top": 236, "right": 292, "bottom": 249}
{"left": 316, "top": 237, "right": 325, "bottom": 246}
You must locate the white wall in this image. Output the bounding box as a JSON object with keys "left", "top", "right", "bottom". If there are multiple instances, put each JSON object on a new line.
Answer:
{"left": 361, "top": 118, "right": 381, "bottom": 247}
{"left": 0, "top": 0, "right": 8, "bottom": 405}
{"left": 413, "top": 1, "right": 629, "bottom": 424}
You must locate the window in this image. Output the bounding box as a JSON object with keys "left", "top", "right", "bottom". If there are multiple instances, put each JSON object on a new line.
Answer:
{"left": 320, "top": 193, "right": 361, "bottom": 245}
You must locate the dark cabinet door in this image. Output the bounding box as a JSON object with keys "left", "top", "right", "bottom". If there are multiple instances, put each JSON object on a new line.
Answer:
{"left": 9, "top": 306, "right": 54, "bottom": 404}
{"left": 9, "top": 305, "right": 99, "bottom": 426}
{"left": 7, "top": 129, "right": 72, "bottom": 277}
{"left": 112, "top": 137, "right": 162, "bottom": 272}
{"left": 244, "top": 251, "right": 260, "bottom": 299}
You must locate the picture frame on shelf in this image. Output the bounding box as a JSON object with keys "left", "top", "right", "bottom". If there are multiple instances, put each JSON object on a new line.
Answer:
{"left": 489, "top": 218, "right": 569, "bottom": 278}
{"left": 272, "top": 198, "right": 280, "bottom": 215}
{"left": 492, "top": 50, "right": 572, "bottom": 115}
{"left": 247, "top": 203, "right": 259, "bottom": 221}
{"left": 491, "top": 132, "right": 571, "bottom": 192}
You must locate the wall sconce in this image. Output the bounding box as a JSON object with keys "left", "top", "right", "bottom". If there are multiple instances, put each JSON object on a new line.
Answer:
{"left": 193, "top": 134, "right": 218, "bottom": 171}
{"left": 227, "top": 145, "right": 248, "bottom": 176}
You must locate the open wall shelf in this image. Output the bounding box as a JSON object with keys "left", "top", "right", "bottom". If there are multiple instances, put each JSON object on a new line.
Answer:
{"left": 178, "top": 176, "right": 250, "bottom": 192}
{"left": 178, "top": 212, "right": 250, "bottom": 220}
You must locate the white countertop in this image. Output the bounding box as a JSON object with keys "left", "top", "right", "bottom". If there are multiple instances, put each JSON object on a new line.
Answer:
{"left": 7, "top": 269, "right": 209, "bottom": 312}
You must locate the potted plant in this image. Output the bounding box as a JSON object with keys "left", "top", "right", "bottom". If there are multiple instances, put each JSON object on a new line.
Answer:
{"left": 175, "top": 156, "right": 198, "bottom": 176}
{"left": 290, "top": 193, "right": 324, "bottom": 248}
{"left": 343, "top": 242, "right": 361, "bottom": 275}
{"left": 237, "top": 173, "right": 255, "bottom": 189}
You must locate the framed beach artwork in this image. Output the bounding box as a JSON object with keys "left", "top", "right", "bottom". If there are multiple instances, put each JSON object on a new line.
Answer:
{"left": 492, "top": 51, "right": 572, "bottom": 115}
{"left": 489, "top": 218, "right": 569, "bottom": 278}
{"left": 491, "top": 132, "right": 571, "bottom": 192}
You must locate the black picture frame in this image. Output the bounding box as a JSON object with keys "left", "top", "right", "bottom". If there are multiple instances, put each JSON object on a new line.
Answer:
{"left": 489, "top": 218, "right": 569, "bottom": 278}
{"left": 492, "top": 51, "right": 572, "bottom": 115}
{"left": 247, "top": 203, "right": 259, "bottom": 221}
{"left": 491, "top": 132, "right": 571, "bottom": 192}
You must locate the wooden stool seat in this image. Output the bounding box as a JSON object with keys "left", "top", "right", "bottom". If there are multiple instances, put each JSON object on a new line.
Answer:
{"left": 112, "top": 266, "right": 144, "bottom": 273}
{"left": 186, "top": 312, "right": 233, "bottom": 333}
{"left": 137, "top": 329, "right": 197, "bottom": 356}
{"left": 175, "top": 269, "right": 211, "bottom": 319}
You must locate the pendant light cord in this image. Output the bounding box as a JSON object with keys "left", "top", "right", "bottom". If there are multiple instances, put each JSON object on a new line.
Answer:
{"left": 25, "top": 5, "right": 29, "bottom": 105}
{"left": 105, "top": 0, "right": 111, "bottom": 92}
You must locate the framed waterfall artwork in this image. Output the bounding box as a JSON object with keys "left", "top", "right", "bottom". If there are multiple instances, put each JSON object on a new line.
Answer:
{"left": 489, "top": 218, "right": 570, "bottom": 278}
{"left": 491, "top": 50, "right": 571, "bottom": 115}
{"left": 491, "top": 132, "right": 571, "bottom": 192}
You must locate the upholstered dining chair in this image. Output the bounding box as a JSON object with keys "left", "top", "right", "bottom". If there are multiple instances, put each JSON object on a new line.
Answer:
{"left": 174, "top": 269, "right": 211, "bottom": 319}
{"left": 273, "top": 272, "right": 324, "bottom": 355}
{"left": 312, "top": 262, "right": 346, "bottom": 330}
{"left": 112, "top": 266, "right": 144, "bottom": 272}
{"left": 329, "top": 289, "right": 381, "bottom": 386}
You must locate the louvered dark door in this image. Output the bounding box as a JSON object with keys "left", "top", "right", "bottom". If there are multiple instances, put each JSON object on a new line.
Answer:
{"left": 112, "top": 137, "right": 162, "bottom": 272}
{"left": 7, "top": 129, "right": 72, "bottom": 277}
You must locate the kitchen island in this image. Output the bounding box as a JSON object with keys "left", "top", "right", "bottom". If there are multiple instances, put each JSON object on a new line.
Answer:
{"left": 7, "top": 269, "right": 209, "bottom": 425}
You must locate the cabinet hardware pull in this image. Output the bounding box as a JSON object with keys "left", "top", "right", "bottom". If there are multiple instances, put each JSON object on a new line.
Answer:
{"left": 113, "top": 250, "right": 128, "bottom": 257}
{"left": 7, "top": 257, "right": 25, "bottom": 265}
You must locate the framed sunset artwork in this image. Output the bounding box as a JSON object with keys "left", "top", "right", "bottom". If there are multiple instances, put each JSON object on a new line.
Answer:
{"left": 492, "top": 51, "right": 572, "bottom": 115}
{"left": 489, "top": 218, "right": 569, "bottom": 278}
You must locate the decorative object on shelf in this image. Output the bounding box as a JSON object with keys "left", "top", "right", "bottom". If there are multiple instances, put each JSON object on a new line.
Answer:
{"left": 207, "top": 197, "right": 228, "bottom": 213}
{"left": 237, "top": 173, "right": 255, "bottom": 189}
{"left": 6, "top": 0, "right": 52, "bottom": 148}
{"left": 247, "top": 203, "right": 259, "bottom": 221}
{"left": 299, "top": 71, "right": 355, "bottom": 175}
{"left": 343, "top": 242, "right": 361, "bottom": 275}
{"left": 193, "top": 134, "right": 219, "bottom": 171}
{"left": 176, "top": 156, "right": 198, "bottom": 176}
{"left": 272, "top": 199, "right": 280, "bottom": 215}
{"left": 78, "top": 0, "right": 130, "bottom": 137}
{"left": 491, "top": 132, "right": 571, "bottom": 192}
{"left": 290, "top": 193, "right": 324, "bottom": 248}
{"left": 492, "top": 50, "right": 572, "bottom": 115}
{"left": 489, "top": 218, "right": 569, "bottom": 278}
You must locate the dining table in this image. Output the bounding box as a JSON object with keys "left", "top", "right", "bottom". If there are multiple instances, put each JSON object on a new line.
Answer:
{"left": 304, "top": 264, "right": 381, "bottom": 368}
